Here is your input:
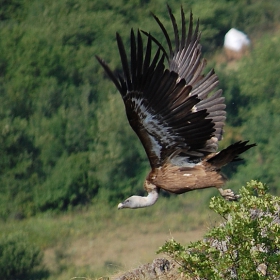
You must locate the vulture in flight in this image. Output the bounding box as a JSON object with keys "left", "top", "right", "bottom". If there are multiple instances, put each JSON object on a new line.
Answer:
{"left": 96, "top": 6, "right": 255, "bottom": 209}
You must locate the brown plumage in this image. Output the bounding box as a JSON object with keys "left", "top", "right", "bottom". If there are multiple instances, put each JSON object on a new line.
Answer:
{"left": 96, "top": 6, "right": 256, "bottom": 209}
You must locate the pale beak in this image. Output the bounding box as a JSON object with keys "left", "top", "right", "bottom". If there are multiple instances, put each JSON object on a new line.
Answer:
{"left": 117, "top": 202, "right": 124, "bottom": 209}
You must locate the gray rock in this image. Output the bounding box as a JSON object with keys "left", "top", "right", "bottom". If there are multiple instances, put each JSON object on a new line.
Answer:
{"left": 112, "top": 258, "right": 183, "bottom": 280}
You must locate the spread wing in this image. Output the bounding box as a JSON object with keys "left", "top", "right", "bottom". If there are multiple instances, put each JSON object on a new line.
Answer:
{"left": 96, "top": 7, "right": 225, "bottom": 168}
{"left": 96, "top": 31, "right": 214, "bottom": 168}
{"left": 143, "top": 6, "right": 226, "bottom": 152}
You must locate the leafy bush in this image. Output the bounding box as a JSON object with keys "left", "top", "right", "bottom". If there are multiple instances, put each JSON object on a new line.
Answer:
{"left": 158, "top": 180, "right": 280, "bottom": 279}
{"left": 0, "top": 0, "right": 280, "bottom": 217}
{"left": 0, "top": 232, "right": 44, "bottom": 280}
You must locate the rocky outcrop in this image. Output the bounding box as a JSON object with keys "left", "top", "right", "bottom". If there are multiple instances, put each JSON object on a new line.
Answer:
{"left": 112, "top": 258, "right": 184, "bottom": 280}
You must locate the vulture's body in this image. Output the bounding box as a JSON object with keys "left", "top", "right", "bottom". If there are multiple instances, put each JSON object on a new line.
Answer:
{"left": 96, "top": 6, "right": 255, "bottom": 209}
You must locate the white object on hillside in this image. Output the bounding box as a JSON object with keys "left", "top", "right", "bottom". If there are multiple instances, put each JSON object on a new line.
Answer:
{"left": 224, "top": 28, "right": 250, "bottom": 51}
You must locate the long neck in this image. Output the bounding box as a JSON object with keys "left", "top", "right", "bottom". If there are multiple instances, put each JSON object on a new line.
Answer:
{"left": 135, "top": 190, "right": 159, "bottom": 208}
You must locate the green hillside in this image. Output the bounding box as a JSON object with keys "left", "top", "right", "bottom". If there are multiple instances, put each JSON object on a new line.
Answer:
{"left": 0, "top": 0, "right": 280, "bottom": 279}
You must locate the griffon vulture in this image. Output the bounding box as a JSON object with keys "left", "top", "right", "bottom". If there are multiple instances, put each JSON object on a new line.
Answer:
{"left": 96, "top": 6, "right": 255, "bottom": 209}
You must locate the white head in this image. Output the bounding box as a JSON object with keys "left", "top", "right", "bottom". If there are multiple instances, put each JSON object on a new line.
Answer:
{"left": 117, "top": 190, "right": 159, "bottom": 209}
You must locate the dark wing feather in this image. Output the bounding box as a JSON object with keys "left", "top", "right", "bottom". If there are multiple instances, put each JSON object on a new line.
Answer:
{"left": 147, "top": 5, "right": 226, "bottom": 153}
{"left": 96, "top": 28, "right": 216, "bottom": 168}
{"left": 207, "top": 141, "right": 257, "bottom": 168}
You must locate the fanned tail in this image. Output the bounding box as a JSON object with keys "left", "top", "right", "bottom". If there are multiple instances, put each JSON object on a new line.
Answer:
{"left": 207, "top": 141, "right": 256, "bottom": 169}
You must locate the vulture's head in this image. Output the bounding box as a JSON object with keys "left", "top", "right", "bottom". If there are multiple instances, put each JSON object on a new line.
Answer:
{"left": 117, "top": 196, "right": 143, "bottom": 209}
{"left": 117, "top": 190, "right": 159, "bottom": 209}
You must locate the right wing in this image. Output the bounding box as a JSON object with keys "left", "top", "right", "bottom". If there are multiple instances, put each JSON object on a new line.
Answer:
{"left": 143, "top": 6, "right": 226, "bottom": 153}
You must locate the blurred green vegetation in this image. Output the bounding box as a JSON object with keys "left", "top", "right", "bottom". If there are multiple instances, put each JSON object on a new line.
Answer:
{"left": 0, "top": 232, "right": 46, "bottom": 280}
{"left": 0, "top": 0, "right": 280, "bottom": 220}
{"left": 0, "top": 1, "right": 280, "bottom": 279}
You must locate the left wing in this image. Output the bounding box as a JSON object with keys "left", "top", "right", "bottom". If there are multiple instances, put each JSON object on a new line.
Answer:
{"left": 96, "top": 29, "right": 215, "bottom": 168}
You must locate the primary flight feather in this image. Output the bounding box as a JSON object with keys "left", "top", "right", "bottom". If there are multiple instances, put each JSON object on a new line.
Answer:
{"left": 96, "top": 6, "right": 255, "bottom": 209}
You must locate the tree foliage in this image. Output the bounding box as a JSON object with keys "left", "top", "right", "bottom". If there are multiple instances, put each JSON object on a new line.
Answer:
{"left": 221, "top": 34, "right": 280, "bottom": 192}
{"left": 0, "top": 0, "right": 280, "bottom": 218}
{"left": 0, "top": 232, "right": 45, "bottom": 280}
{"left": 158, "top": 181, "right": 280, "bottom": 279}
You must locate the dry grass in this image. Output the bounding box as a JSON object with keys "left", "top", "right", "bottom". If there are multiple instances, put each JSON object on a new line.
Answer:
{"left": 0, "top": 188, "right": 222, "bottom": 279}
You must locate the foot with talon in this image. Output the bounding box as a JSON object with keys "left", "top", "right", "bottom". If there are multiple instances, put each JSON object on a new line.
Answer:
{"left": 218, "top": 188, "right": 240, "bottom": 201}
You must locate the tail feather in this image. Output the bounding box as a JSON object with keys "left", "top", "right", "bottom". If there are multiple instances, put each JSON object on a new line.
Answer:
{"left": 207, "top": 140, "right": 256, "bottom": 169}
